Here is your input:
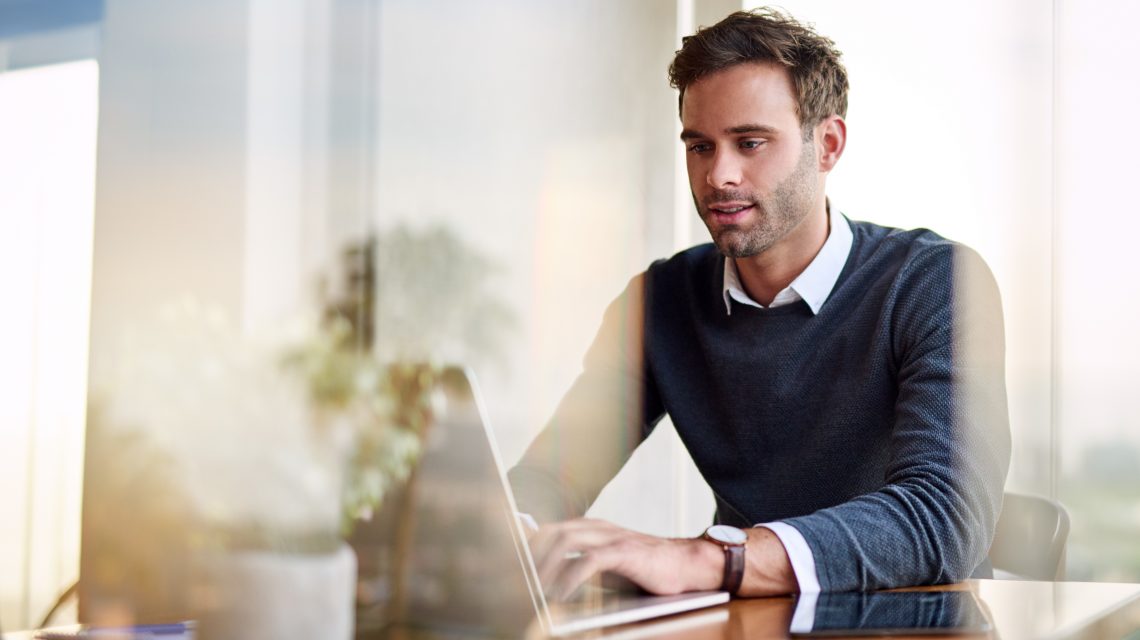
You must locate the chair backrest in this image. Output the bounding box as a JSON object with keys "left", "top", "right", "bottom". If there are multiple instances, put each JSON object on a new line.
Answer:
{"left": 989, "top": 492, "right": 1070, "bottom": 580}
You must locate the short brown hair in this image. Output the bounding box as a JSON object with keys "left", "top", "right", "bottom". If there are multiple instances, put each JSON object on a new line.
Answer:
{"left": 668, "top": 8, "right": 849, "bottom": 133}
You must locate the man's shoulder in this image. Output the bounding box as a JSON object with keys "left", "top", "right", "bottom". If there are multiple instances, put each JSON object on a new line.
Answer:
{"left": 848, "top": 217, "right": 953, "bottom": 254}
{"left": 844, "top": 218, "right": 998, "bottom": 316}
{"left": 624, "top": 244, "right": 722, "bottom": 313}
{"left": 846, "top": 218, "right": 977, "bottom": 277}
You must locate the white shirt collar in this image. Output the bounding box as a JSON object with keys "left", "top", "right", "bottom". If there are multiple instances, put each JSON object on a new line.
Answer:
{"left": 722, "top": 201, "right": 853, "bottom": 315}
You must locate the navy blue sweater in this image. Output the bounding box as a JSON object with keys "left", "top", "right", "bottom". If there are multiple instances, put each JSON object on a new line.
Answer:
{"left": 509, "top": 219, "right": 1011, "bottom": 591}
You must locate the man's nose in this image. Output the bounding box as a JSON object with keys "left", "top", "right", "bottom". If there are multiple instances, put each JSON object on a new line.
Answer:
{"left": 707, "top": 150, "right": 742, "bottom": 189}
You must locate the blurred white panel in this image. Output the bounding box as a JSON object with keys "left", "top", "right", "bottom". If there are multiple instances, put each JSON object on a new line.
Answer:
{"left": 0, "top": 59, "right": 97, "bottom": 630}
{"left": 529, "top": 136, "right": 646, "bottom": 437}
{"left": 1054, "top": 0, "right": 1140, "bottom": 459}
{"left": 84, "top": 0, "right": 265, "bottom": 619}
{"left": 243, "top": 0, "right": 308, "bottom": 333}
{"left": 1054, "top": 0, "right": 1140, "bottom": 582}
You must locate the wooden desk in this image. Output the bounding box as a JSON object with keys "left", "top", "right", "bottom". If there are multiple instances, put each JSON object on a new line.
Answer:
{"left": 588, "top": 580, "right": 1140, "bottom": 639}
{"left": 7, "top": 580, "right": 1138, "bottom": 639}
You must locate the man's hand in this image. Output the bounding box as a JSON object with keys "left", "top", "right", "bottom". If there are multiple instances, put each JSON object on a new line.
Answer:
{"left": 528, "top": 518, "right": 799, "bottom": 600}
{"left": 528, "top": 518, "right": 723, "bottom": 601}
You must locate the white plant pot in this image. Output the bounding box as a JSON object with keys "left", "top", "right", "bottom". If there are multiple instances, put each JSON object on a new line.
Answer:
{"left": 194, "top": 543, "right": 356, "bottom": 640}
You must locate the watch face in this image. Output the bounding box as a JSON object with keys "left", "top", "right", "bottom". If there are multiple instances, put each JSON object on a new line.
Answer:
{"left": 707, "top": 524, "right": 747, "bottom": 545}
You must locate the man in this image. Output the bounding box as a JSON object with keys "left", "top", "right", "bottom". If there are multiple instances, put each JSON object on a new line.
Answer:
{"left": 508, "top": 8, "right": 1010, "bottom": 598}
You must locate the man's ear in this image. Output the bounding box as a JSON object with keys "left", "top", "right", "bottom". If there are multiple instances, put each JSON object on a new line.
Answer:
{"left": 816, "top": 115, "right": 846, "bottom": 172}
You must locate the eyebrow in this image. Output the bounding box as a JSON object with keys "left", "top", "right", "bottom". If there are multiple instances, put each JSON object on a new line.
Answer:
{"left": 679, "top": 124, "right": 780, "bottom": 141}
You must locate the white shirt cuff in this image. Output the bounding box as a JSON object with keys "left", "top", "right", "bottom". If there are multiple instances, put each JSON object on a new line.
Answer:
{"left": 789, "top": 589, "right": 819, "bottom": 633}
{"left": 756, "top": 521, "right": 821, "bottom": 593}
{"left": 516, "top": 511, "right": 539, "bottom": 533}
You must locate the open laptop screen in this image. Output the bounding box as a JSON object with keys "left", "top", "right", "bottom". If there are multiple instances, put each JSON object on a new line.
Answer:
{"left": 360, "top": 367, "right": 535, "bottom": 637}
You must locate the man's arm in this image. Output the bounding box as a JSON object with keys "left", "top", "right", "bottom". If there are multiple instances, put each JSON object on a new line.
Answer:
{"left": 523, "top": 243, "right": 1010, "bottom": 597}
{"left": 508, "top": 272, "right": 665, "bottom": 524}
{"left": 778, "top": 244, "right": 1010, "bottom": 591}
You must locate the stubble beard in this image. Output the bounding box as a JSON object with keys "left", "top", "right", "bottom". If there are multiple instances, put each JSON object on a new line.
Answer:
{"left": 696, "top": 141, "right": 819, "bottom": 259}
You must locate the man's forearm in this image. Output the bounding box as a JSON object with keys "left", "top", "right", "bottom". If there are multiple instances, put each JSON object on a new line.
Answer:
{"left": 741, "top": 527, "right": 799, "bottom": 596}
{"left": 530, "top": 518, "right": 800, "bottom": 600}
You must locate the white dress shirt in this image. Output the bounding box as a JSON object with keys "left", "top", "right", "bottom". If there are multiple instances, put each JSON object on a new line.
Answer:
{"left": 721, "top": 202, "right": 853, "bottom": 595}
{"left": 722, "top": 201, "right": 853, "bottom": 317}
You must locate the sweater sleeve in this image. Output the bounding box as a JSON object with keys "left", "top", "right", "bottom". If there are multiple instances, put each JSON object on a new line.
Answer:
{"left": 782, "top": 243, "right": 1011, "bottom": 591}
{"left": 507, "top": 273, "right": 666, "bottom": 524}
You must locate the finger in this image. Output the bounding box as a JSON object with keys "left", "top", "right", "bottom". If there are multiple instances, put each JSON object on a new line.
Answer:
{"left": 529, "top": 518, "right": 611, "bottom": 556}
{"left": 527, "top": 522, "right": 571, "bottom": 562}
{"left": 529, "top": 524, "right": 575, "bottom": 586}
{"left": 548, "top": 545, "right": 625, "bottom": 602}
{"left": 536, "top": 528, "right": 626, "bottom": 589}
{"left": 535, "top": 530, "right": 590, "bottom": 589}
{"left": 531, "top": 522, "right": 622, "bottom": 587}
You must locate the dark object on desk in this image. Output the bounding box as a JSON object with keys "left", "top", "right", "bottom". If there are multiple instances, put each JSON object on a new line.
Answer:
{"left": 790, "top": 591, "right": 992, "bottom": 636}
{"left": 990, "top": 492, "right": 1071, "bottom": 580}
{"left": 35, "top": 621, "right": 193, "bottom": 638}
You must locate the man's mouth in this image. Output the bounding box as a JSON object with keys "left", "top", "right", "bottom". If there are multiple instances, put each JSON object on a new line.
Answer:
{"left": 706, "top": 202, "right": 755, "bottom": 221}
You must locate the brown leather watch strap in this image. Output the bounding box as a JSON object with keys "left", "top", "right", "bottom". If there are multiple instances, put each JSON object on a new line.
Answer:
{"left": 722, "top": 543, "right": 745, "bottom": 594}
{"left": 703, "top": 527, "right": 747, "bottom": 594}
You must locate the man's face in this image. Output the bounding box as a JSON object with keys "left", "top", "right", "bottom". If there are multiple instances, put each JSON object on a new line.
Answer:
{"left": 681, "top": 62, "right": 821, "bottom": 258}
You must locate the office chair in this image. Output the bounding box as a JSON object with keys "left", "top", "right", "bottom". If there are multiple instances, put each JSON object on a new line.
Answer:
{"left": 989, "top": 492, "right": 1071, "bottom": 581}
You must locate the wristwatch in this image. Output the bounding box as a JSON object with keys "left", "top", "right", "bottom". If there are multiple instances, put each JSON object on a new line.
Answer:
{"left": 702, "top": 524, "right": 747, "bottom": 594}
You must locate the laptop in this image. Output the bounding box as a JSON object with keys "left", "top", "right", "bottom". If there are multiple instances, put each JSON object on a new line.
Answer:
{"left": 383, "top": 366, "right": 728, "bottom": 637}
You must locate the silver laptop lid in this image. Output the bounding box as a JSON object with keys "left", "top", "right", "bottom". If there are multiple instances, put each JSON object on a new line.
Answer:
{"left": 383, "top": 366, "right": 726, "bottom": 637}
{"left": 374, "top": 366, "right": 537, "bottom": 636}
{"left": 447, "top": 368, "right": 728, "bottom": 636}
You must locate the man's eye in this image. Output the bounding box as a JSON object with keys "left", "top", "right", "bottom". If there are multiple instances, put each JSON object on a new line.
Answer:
{"left": 688, "top": 143, "right": 711, "bottom": 154}
{"left": 740, "top": 140, "right": 766, "bottom": 150}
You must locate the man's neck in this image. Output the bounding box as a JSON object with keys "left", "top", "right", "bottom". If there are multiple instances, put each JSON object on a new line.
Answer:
{"left": 733, "top": 199, "right": 830, "bottom": 307}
